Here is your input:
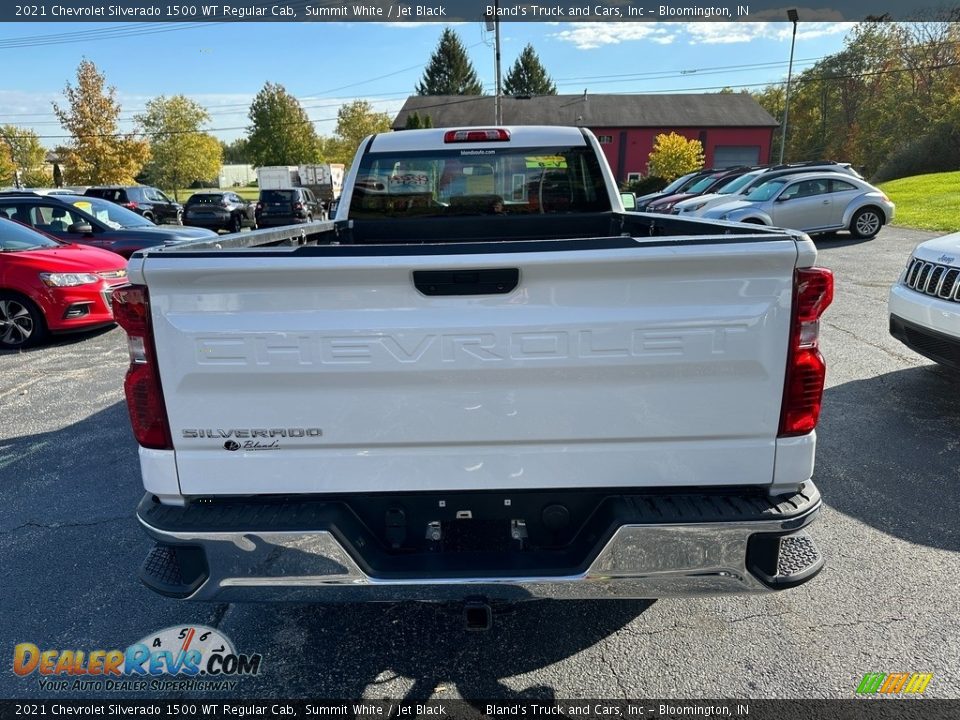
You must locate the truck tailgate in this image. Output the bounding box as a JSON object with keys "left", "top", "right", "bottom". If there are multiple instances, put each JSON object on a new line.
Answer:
{"left": 140, "top": 238, "right": 798, "bottom": 495}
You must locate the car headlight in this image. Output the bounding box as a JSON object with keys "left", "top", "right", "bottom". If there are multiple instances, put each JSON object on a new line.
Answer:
{"left": 719, "top": 214, "right": 730, "bottom": 221}
{"left": 39, "top": 272, "right": 100, "bottom": 287}
{"left": 688, "top": 202, "right": 707, "bottom": 212}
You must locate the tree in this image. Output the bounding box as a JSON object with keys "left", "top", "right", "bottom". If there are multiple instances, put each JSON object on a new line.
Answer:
{"left": 246, "top": 82, "right": 320, "bottom": 167}
{"left": 52, "top": 60, "right": 150, "bottom": 185}
{"left": 136, "top": 96, "right": 222, "bottom": 200}
{"left": 221, "top": 137, "right": 250, "bottom": 164}
{"left": 503, "top": 44, "right": 557, "bottom": 96}
{"left": 415, "top": 28, "right": 484, "bottom": 95}
{"left": 327, "top": 100, "right": 392, "bottom": 165}
{"left": 0, "top": 126, "right": 51, "bottom": 187}
{"left": 403, "top": 112, "right": 434, "bottom": 129}
{"left": 0, "top": 139, "right": 14, "bottom": 186}
{"left": 647, "top": 132, "right": 704, "bottom": 180}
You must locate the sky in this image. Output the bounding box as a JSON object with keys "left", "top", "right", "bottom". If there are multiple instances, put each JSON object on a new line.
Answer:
{"left": 0, "top": 20, "right": 858, "bottom": 144}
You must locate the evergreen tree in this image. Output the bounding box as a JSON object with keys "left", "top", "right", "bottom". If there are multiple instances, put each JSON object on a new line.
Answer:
{"left": 405, "top": 112, "right": 423, "bottom": 129}
{"left": 415, "top": 28, "right": 484, "bottom": 95}
{"left": 503, "top": 44, "right": 557, "bottom": 96}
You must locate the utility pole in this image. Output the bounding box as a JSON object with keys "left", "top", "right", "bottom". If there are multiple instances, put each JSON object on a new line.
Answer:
{"left": 779, "top": 9, "right": 799, "bottom": 164}
{"left": 485, "top": 2, "right": 502, "bottom": 124}
{"left": 494, "top": 0, "right": 502, "bottom": 124}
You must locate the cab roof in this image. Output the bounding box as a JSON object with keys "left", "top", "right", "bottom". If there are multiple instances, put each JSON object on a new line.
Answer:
{"left": 367, "top": 126, "right": 590, "bottom": 153}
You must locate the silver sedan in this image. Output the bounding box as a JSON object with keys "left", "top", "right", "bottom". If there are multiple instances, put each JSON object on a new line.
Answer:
{"left": 701, "top": 172, "right": 895, "bottom": 239}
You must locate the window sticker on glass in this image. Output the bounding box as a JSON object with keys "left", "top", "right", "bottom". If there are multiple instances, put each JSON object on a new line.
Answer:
{"left": 72, "top": 201, "right": 94, "bottom": 214}
{"left": 525, "top": 156, "right": 567, "bottom": 169}
{"left": 388, "top": 172, "right": 431, "bottom": 193}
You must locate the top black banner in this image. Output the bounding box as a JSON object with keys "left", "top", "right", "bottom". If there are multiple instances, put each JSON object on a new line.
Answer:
{"left": 3, "top": 0, "right": 959, "bottom": 22}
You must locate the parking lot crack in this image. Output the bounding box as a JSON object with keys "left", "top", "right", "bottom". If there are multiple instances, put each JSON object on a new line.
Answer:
{"left": 726, "top": 610, "right": 791, "bottom": 625}
{"left": 597, "top": 647, "right": 630, "bottom": 698}
{"left": 823, "top": 319, "right": 921, "bottom": 364}
{"left": 0, "top": 515, "right": 129, "bottom": 535}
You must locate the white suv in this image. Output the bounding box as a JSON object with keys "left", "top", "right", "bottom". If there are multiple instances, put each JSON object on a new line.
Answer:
{"left": 889, "top": 233, "right": 960, "bottom": 369}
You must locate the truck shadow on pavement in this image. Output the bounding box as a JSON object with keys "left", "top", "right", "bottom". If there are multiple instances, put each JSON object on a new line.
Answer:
{"left": 228, "top": 597, "right": 652, "bottom": 701}
{"left": 818, "top": 364, "right": 960, "bottom": 552}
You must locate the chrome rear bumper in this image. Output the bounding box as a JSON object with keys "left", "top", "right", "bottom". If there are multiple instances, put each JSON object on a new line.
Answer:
{"left": 137, "top": 483, "right": 823, "bottom": 602}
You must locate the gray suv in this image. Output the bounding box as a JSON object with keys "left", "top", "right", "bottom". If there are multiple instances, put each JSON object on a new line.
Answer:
{"left": 255, "top": 187, "right": 324, "bottom": 228}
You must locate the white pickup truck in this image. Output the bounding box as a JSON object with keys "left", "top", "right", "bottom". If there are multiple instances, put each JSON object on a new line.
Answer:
{"left": 114, "top": 126, "right": 832, "bottom": 616}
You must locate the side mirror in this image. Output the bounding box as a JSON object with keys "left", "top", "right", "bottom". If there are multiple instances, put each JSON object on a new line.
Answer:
{"left": 68, "top": 222, "right": 94, "bottom": 234}
{"left": 620, "top": 192, "right": 637, "bottom": 211}
{"left": 775, "top": 194, "right": 792, "bottom": 202}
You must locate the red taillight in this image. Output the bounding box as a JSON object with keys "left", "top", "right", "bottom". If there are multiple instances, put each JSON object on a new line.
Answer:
{"left": 294, "top": 202, "right": 304, "bottom": 210}
{"left": 112, "top": 285, "right": 172, "bottom": 450}
{"left": 122, "top": 201, "right": 138, "bottom": 210}
{"left": 779, "top": 267, "right": 834, "bottom": 437}
{"left": 255, "top": 202, "right": 263, "bottom": 211}
{"left": 443, "top": 128, "right": 511, "bottom": 143}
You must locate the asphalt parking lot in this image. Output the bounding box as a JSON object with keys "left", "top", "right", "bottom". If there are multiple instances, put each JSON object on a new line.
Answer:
{"left": 1, "top": 225, "right": 958, "bottom": 701}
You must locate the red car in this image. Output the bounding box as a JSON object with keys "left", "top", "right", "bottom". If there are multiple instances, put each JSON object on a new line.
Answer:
{"left": 0, "top": 217, "right": 128, "bottom": 349}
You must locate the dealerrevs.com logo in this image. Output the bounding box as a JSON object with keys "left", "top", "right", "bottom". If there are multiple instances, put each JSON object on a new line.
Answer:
{"left": 13, "top": 625, "right": 262, "bottom": 692}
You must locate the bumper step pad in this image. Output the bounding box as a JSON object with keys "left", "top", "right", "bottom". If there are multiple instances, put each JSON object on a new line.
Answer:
{"left": 140, "top": 543, "right": 208, "bottom": 599}
{"left": 747, "top": 530, "right": 824, "bottom": 589}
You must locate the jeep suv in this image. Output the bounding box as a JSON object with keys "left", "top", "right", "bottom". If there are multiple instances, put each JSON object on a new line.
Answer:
{"left": 84, "top": 186, "right": 182, "bottom": 225}
{"left": 255, "top": 188, "right": 323, "bottom": 228}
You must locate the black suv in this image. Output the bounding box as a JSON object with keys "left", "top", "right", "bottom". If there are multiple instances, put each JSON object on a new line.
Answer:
{"left": 183, "top": 191, "right": 257, "bottom": 233}
{"left": 255, "top": 187, "right": 323, "bottom": 228}
{"left": 0, "top": 192, "right": 215, "bottom": 257}
{"left": 84, "top": 186, "right": 182, "bottom": 225}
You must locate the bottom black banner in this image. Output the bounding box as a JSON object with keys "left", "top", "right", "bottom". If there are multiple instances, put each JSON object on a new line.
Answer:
{"left": 1, "top": 700, "right": 957, "bottom": 720}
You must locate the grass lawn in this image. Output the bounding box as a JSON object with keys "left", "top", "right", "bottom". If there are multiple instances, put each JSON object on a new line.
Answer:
{"left": 878, "top": 170, "right": 960, "bottom": 233}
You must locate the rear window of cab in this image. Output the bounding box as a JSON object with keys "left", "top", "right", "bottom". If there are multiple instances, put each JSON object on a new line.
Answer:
{"left": 348, "top": 146, "right": 610, "bottom": 219}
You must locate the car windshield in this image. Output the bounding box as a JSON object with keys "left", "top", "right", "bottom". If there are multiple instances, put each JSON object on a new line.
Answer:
{"left": 0, "top": 217, "right": 61, "bottom": 251}
{"left": 66, "top": 196, "right": 152, "bottom": 229}
{"left": 187, "top": 194, "right": 223, "bottom": 205}
{"left": 717, "top": 172, "right": 761, "bottom": 194}
{"left": 685, "top": 175, "right": 723, "bottom": 194}
{"left": 86, "top": 188, "right": 126, "bottom": 202}
{"left": 744, "top": 179, "right": 788, "bottom": 202}
{"left": 261, "top": 190, "right": 296, "bottom": 203}
{"left": 349, "top": 146, "right": 611, "bottom": 219}
{"left": 660, "top": 173, "right": 696, "bottom": 194}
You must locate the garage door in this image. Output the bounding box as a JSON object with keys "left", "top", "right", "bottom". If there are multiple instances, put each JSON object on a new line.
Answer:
{"left": 713, "top": 146, "right": 761, "bottom": 167}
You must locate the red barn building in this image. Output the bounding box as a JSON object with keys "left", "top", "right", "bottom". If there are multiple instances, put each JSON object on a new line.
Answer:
{"left": 393, "top": 93, "right": 779, "bottom": 183}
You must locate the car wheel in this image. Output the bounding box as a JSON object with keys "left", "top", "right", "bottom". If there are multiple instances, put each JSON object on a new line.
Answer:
{"left": 307, "top": 214, "right": 314, "bottom": 223}
{"left": 0, "top": 293, "right": 47, "bottom": 350}
{"left": 850, "top": 207, "right": 882, "bottom": 239}
{"left": 142, "top": 212, "right": 155, "bottom": 224}
{"left": 175, "top": 211, "right": 184, "bottom": 225}
{"left": 230, "top": 214, "right": 243, "bottom": 233}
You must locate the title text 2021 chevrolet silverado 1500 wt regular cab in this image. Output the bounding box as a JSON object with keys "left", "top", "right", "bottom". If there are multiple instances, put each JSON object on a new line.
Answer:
{"left": 113, "top": 127, "right": 833, "bottom": 609}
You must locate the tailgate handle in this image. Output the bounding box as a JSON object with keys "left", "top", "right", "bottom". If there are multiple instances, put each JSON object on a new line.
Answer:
{"left": 413, "top": 268, "right": 519, "bottom": 296}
